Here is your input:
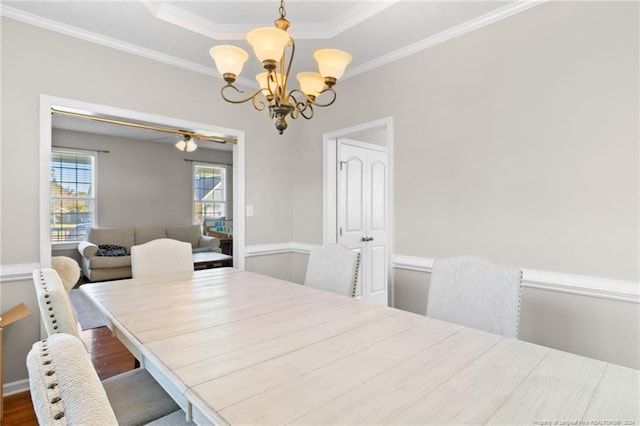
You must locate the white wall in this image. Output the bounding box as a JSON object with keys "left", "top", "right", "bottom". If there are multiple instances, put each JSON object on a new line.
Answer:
{"left": 291, "top": 1, "right": 639, "bottom": 368}
{"left": 0, "top": 17, "right": 296, "bottom": 384}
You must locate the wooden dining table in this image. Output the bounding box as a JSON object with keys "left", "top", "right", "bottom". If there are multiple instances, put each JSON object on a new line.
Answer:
{"left": 80, "top": 268, "right": 639, "bottom": 425}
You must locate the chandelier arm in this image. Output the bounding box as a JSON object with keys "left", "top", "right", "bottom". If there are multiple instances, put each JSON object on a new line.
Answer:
{"left": 309, "top": 88, "right": 337, "bottom": 108}
{"left": 221, "top": 84, "right": 266, "bottom": 111}
{"left": 289, "top": 89, "right": 313, "bottom": 120}
{"left": 285, "top": 37, "right": 295, "bottom": 90}
{"left": 299, "top": 104, "right": 314, "bottom": 120}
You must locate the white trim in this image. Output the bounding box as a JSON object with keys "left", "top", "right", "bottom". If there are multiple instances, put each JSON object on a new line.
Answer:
{"left": 393, "top": 255, "right": 640, "bottom": 304}
{"left": 0, "top": 5, "right": 256, "bottom": 89}
{"left": 342, "top": 0, "right": 546, "bottom": 81}
{"left": 245, "top": 243, "right": 295, "bottom": 257}
{"left": 0, "top": 263, "right": 40, "bottom": 283}
{"left": 141, "top": 0, "right": 398, "bottom": 41}
{"left": 52, "top": 241, "right": 80, "bottom": 252}
{"left": 243, "top": 248, "right": 640, "bottom": 304}
{"left": 244, "top": 243, "right": 315, "bottom": 258}
{"left": 40, "top": 95, "right": 246, "bottom": 272}
{"left": 1, "top": 2, "right": 544, "bottom": 87}
{"left": 3, "top": 378, "right": 30, "bottom": 397}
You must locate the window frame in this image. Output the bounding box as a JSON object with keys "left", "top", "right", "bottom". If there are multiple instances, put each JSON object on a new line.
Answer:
{"left": 50, "top": 147, "right": 97, "bottom": 247}
{"left": 192, "top": 162, "right": 227, "bottom": 225}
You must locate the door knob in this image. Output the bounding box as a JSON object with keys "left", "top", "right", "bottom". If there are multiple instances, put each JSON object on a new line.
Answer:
{"left": 361, "top": 236, "right": 374, "bottom": 242}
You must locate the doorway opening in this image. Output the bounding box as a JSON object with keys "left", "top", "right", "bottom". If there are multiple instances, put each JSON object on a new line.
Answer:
{"left": 39, "top": 95, "right": 246, "bottom": 271}
{"left": 322, "top": 117, "right": 394, "bottom": 306}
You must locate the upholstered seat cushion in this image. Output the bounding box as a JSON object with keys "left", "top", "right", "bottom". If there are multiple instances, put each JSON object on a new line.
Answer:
{"left": 88, "top": 255, "right": 132, "bottom": 269}
{"left": 102, "top": 369, "right": 180, "bottom": 425}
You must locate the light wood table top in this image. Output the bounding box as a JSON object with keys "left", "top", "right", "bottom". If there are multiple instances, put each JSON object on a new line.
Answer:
{"left": 81, "top": 268, "right": 639, "bottom": 425}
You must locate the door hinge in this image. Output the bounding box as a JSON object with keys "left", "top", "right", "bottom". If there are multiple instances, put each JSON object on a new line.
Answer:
{"left": 339, "top": 227, "right": 343, "bottom": 236}
{"left": 339, "top": 161, "right": 347, "bottom": 171}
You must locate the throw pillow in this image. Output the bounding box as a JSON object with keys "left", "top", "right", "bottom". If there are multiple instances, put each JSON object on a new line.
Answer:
{"left": 96, "top": 244, "right": 129, "bottom": 257}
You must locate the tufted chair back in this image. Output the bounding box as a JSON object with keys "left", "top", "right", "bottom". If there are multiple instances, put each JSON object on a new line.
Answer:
{"left": 27, "top": 333, "right": 118, "bottom": 425}
{"left": 32, "top": 268, "right": 80, "bottom": 338}
{"left": 304, "top": 244, "right": 360, "bottom": 297}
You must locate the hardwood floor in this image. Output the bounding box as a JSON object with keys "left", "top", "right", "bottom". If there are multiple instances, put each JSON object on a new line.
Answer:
{"left": 2, "top": 326, "right": 135, "bottom": 425}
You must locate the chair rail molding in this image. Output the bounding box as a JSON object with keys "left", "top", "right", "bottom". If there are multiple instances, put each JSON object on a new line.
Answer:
{"left": 243, "top": 247, "right": 639, "bottom": 303}
{"left": 394, "top": 255, "right": 640, "bottom": 304}
{"left": 0, "top": 263, "right": 40, "bottom": 283}
{"left": 245, "top": 242, "right": 314, "bottom": 257}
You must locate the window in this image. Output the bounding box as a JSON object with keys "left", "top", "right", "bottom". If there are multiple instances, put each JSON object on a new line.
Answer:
{"left": 193, "top": 163, "right": 226, "bottom": 225}
{"left": 50, "top": 149, "right": 96, "bottom": 243}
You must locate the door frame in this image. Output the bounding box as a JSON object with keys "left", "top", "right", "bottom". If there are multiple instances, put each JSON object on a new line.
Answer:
{"left": 39, "top": 94, "right": 246, "bottom": 270}
{"left": 322, "top": 117, "right": 394, "bottom": 306}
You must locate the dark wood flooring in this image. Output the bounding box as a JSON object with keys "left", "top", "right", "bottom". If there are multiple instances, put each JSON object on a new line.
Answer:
{"left": 2, "top": 326, "right": 135, "bottom": 425}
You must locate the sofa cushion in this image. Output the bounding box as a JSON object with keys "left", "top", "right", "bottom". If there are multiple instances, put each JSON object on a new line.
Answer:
{"left": 135, "top": 227, "right": 168, "bottom": 245}
{"left": 89, "top": 255, "right": 132, "bottom": 270}
{"left": 88, "top": 228, "right": 135, "bottom": 250}
{"left": 165, "top": 225, "right": 201, "bottom": 248}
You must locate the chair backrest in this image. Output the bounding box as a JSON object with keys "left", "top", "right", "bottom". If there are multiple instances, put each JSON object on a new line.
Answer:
{"left": 304, "top": 244, "right": 360, "bottom": 297}
{"left": 426, "top": 256, "right": 522, "bottom": 338}
{"left": 27, "top": 333, "right": 119, "bottom": 425}
{"left": 51, "top": 256, "right": 81, "bottom": 292}
{"left": 32, "top": 268, "right": 80, "bottom": 338}
{"left": 131, "top": 238, "right": 194, "bottom": 278}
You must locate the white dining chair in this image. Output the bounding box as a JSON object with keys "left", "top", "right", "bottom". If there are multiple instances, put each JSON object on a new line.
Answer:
{"left": 27, "top": 333, "right": 194, "bottom": 426}
{"left": 31, "top": 268, "right": 188, "bottom": 424}
{"left": 131, "top": 238, "right": 194, "bottom": 278}
{"left": 426, "top": 256, "right": 522, "bottom": 338}
{"left": 304, "top": 244, "right": 360, "bottom": 297}
{"left": 50, "top": 256, "right": 81, "bottom": 292}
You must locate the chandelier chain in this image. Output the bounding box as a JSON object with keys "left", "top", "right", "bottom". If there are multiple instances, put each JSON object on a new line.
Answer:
{"left": 279, "top": 0, "right": 286, "bottom": 18}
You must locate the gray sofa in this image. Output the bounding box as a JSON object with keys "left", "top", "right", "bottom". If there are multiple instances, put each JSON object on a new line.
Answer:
{"left": 78, "top": 225, "right": 221, "bottom": 281}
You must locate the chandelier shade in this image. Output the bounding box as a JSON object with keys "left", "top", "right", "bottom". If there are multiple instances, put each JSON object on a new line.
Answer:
{"left": 314, "top": 49, "right": 352, "bottom": 81}
{"left": 246, "top": 27, "right": 290, "bottom": 66}
{"left": 209, "top": 45, "right": 249, "bottom": 79}
{"left": 209, "top": 0, "right": 351, "bottom": 134}
{"left": 297, "top": 72, "right": 325, "bottom": 98}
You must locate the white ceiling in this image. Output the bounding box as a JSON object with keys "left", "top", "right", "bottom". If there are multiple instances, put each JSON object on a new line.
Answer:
{"left": 2, "top": 0, "right": 540, "bottom": 148}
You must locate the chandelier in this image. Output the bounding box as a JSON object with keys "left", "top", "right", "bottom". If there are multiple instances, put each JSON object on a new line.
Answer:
{"left": 209, "top": 0, "right": 352, "bottom": 134}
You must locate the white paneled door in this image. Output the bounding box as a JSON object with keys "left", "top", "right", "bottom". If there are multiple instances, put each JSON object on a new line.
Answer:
{"left": 337, "top": 139, "right": 388, "bottom": 305}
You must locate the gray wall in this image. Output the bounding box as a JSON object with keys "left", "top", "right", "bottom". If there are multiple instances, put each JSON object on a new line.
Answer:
{"left": 292, "top": 1, "right": 639, "bottom": 367}
{"left": 53, "top": 129, "right": 233, "bottom": 228}
{"left": 1, "top": 0, "right": 639, "bottom": 389}
{"left": 0, "top": 16, "right": 295, "bottom": 384}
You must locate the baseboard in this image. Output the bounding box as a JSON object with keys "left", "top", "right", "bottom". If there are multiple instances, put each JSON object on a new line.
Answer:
{"left": 3, "top": 378, "right": 30, "bottom": 396}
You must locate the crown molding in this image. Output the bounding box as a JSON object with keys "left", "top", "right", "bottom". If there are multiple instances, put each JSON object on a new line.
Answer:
{"left": 343, "top": 0, "right": 547, "bottom": 81}
{"left": 0, "top": 5, "right": 262, "bottom": 88}
{"left": 2, "top": 1, "right": 544, "bottom": 86}
{"left": 141, "top": 0, "right": 399, "bottom": 41}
